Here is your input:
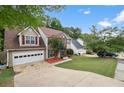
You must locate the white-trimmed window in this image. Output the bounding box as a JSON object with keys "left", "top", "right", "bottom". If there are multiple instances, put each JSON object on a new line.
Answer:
{"left": 26, "top": 36, "right": 30, "bottom": 44}
{"left": 25, "top": 36, "right": 36, "bottom": 45}
{"left": 31, "top": 36, "right": 35, "bottom": 44}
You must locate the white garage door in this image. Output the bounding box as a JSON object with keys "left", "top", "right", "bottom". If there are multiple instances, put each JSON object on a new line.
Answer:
{"left": 12, "top": 50, "right": 44, "bottom": 66}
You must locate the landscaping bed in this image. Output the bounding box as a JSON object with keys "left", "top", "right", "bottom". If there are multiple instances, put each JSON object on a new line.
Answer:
{"left": 56, "top": 56, "right": 117, "bottom": 78}
{"left": 47, "top": 58, "right": 64, "bottom": 64}
{"left": 0, "top": 68, "right": 14, "bottom": 87}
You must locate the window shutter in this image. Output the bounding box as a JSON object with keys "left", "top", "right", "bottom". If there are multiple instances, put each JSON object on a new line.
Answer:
{"left": 22, "top": 35, "right": 25, "bottom": 44}
{"left": 36, "top": 37, "right": 37, "bottom": 44}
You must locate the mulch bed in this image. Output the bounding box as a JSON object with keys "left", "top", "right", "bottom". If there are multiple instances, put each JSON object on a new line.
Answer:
{"left": 47, "top": 58, "right": 64, "bottom": 64}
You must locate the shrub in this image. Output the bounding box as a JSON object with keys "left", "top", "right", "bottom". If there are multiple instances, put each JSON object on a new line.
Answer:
{"left": 0, "top": 52, "right": 6, "bottom": 65}
{"left": 60, "top": 49, "right": 67, "bottom": 58}
{"left": 66, "top": 49, "right": 74, "bottom": 57}
{"left": 49, "top": 38, "right": 64, "bottom": 58}
{"left": 86, "top": 50, "right": 93, "bottom": 54}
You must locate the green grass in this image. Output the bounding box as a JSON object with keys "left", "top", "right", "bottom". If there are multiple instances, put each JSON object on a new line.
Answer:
{"left": 56, "top": 56, "right": 117, "bottom": 78}
{"left": 0, "top": 68, "right": 14, "bottom": 86}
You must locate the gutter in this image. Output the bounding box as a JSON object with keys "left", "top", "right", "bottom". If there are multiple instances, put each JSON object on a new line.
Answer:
{"left": 6, "top": 48, "right": 46, "bottom": 52}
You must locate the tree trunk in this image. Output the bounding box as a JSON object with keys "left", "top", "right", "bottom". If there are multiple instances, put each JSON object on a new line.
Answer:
{"left": 54, "top": 51, "right": 59, "bottom": 58}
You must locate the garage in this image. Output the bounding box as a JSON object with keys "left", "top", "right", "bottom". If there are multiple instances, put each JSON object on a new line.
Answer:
{"left": 12, "top": 50, "right": 44, "bottom": 66}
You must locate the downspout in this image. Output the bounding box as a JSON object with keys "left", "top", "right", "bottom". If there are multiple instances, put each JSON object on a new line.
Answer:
{"left": 6, "top": 50, "right": 9, "bottom": 67}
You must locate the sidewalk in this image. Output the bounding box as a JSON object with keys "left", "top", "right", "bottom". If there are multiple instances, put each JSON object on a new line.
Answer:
{"left": 115, "top": 59, "right": 124, "bottom": 81}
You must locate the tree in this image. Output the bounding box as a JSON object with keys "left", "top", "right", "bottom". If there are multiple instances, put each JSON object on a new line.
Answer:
{"left": 89, "top": 25, "right": 98, "bottom": 35}
{"left": 97, "top": 27, "right": 122, "bottom": 52}
{"left": 0, "top": 5, "right": 65, "bottom": 29}
{"left": 81, "top": 26, "right": 124, "bottom": 53}
{"left": 0, "top": 5, "right": 65, "bottom": 51}
{"left": 106, "top": 35, "right": 124, "bottom": 52}
{"left": 45, "top": 15, "right": 52, "bottom": 28}
{"left": 49, "top": 38, "right": 64, "bottom": 58}
{"left": 0, "top": 29, "right": 4, "bottom": 51}
{"left": 63, "top": 27, "right": 81, "bottom": 39}
{"left": 44, "top": 17, "right": 81, "bottom": 39}
{"left": 80, "top": 33, "right": 100, "bottom": 52}
{"left": 50, "top": 18, "right": 63, "bottom": 30}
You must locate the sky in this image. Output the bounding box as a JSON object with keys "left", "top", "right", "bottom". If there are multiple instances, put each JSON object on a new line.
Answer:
{"left": 46, "top": 5, "right": 124, "bottom": 33}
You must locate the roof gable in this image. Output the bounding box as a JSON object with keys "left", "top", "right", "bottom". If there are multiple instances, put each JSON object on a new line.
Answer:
{"left": 18, "top": 27, "right": 40, "bottom": 37}
{"left": 4, "top": 28, "right": 45, "bottom": 50}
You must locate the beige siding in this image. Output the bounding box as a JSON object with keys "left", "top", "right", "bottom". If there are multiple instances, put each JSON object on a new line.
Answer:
{"left": 19, "top": 28, "right": 39, "bottom": 46}
{"left": 22, "top": 28, "right": 37, "bottom": 36}
{"left": 8, "top": 52, "right": 13, "bottom": 67}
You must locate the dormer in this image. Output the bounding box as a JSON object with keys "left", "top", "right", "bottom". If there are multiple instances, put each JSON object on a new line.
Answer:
{"left": 18, "top": 27, "right": 40, "bottom": 47}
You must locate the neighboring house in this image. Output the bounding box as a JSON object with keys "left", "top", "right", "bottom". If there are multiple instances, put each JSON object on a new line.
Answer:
{"left": 70, "top": 39, "right": 86, "bottom": 55}
{"left": 4, "top": 27, "right": 46, "bottom": 67}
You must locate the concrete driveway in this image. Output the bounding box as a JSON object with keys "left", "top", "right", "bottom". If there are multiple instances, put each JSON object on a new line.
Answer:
{"left": 14, "top": 62, "right": 124, "bottom": 87}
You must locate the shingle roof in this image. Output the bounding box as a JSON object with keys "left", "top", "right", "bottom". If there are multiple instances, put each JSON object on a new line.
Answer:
{"left": 39, "top": 27, "right": 70, "bottom": 39}
{"left": 4, "top": 29, "right": 45, "bottom": 50}
{"left": 72, "top": 40, "right": 83, "bottom": 49}
{"left": 4, "top": 27, "right": 70, "bottom": 50}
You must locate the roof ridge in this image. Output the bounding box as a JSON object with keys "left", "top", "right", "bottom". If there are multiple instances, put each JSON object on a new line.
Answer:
{"left": 41, "top": 27, "right": 64, "bottom": 33}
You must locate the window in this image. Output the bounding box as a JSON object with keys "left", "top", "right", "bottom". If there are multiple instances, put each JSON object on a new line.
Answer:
{"left": 35, "top": 54, "right": 37, "bottom": 56}
{"left": 19, "top": 56, "right": 23, "bottom": 58}
{"left": 14, "top": 56, "right": 18, "bottom": 59}
{"left": 31, "top": 54, "right": 34, "bottom": 56}
{"left": 38, "top": 54, "right": 40, "bottom": 56}
{"left": 28, "top": 55, "right": 30, "bottom": 57}
{"left": 26, "top": 36, "right": 30, "bottom": 44}
{"left": 25, "top": 36, "right": 37, "bottom": 45}
{"left": 31, "top": 36, "right": 35, "bottom": 44}
{"left": 24, "top": 55, "right": 27, "bottom": 57}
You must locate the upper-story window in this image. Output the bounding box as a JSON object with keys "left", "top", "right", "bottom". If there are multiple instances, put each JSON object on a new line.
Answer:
{"left": 25, "top": 36, "right": 30, "bottom": 44}
{"left": 31, "top": 36, "right": 35, "bottom": 44}
{"left": 25, "top": 36, "right": 36, "bottom": 45}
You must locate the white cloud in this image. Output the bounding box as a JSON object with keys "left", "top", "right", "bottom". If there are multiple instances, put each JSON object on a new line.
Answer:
{"left": 97, "top": 10, "right": 124, "bottom": 28}
{"left": 78, "top": 9, "right": 91, "bottom": 15}
{"left": 98, "top": 20, "right": 112, "bottom": 28}
{"left": 113, "top": 10, "right": 124, "bottom": 23}
{"left": 78, "top": 9, "right": 83, "bottom": 12}
{"left": 83, "top": 10, "right": 91, "bottom": 14}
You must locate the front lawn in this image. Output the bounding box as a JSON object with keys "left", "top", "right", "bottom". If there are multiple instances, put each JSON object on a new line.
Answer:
{"left": 0, "top": 68, "right": 14, "bottom": 87}
{"left": 56, "top": 56, "right": 117, "bottom": 78}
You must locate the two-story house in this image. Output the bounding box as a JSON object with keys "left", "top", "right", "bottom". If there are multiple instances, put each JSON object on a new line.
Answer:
{"left": 4, "top": 27, "right": 72, "bottom": 67}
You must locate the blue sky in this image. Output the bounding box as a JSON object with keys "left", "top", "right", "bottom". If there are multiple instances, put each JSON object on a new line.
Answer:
{"left": 46, "top": 5, "right": 124, "bottom": 33}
